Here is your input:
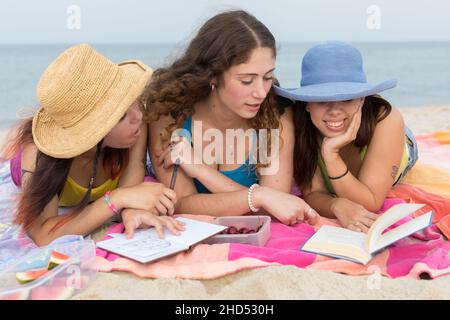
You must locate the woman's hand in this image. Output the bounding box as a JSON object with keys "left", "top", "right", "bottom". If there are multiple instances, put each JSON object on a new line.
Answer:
{"left": 330, "top": 197, "right": 379, "bottom": 232}
{"left": 321, "top": 105, "right": 362, "bottom": 160}
{"left": 253, "top": 186, "right": 319, "bottom": 226}
{"left": 115, "top": 182, "right": 177, "bottom": 216}
{"left": 155, "top": 136, "right": 201, "bottom": 178}
{"left": 121, "top": 209, "right": 186, "bottom": 239}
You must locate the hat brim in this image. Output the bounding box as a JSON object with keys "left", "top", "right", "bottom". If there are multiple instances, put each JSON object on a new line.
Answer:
{"left": 273, "top": 79, "right": 397, "bottom": 102}
{"left": 32, "top": 60, "right": 153, "bottom": 158}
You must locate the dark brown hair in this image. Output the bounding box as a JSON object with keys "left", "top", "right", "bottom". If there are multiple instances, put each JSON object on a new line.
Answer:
{"left": 1, "top": 118, "right": 129, "bottom": 233}
{"left": 293, "top": 95, "right": 392, "bottom": 190}
{"left": 145, "top": 10, "right": 281, "bottom": 171}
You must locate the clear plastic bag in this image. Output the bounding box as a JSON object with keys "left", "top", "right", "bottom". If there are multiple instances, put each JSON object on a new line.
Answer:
{"left": 0, "top": 236, "right": 97, "bottom": 300}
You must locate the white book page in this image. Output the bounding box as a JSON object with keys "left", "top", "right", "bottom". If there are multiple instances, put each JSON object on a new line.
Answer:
{"left": 98, "top": 217, "right": 227, "bottom": 263}
{"left": 164, "top": 217, "right": 227, "bottom": 245}
{"left": 108, "top": 217, "right": 226, "bottom": 245}
{"left": 371, "top": 211, "right": 433, "bottom": 254}
{"left": 97, "top": 233, "right": 187, "bottom": 262}
{"left": 304, "top": 225, "right": 366, "bottom": 249}
{"left": 365, "top": 203, "right": 424, "bottom": 252}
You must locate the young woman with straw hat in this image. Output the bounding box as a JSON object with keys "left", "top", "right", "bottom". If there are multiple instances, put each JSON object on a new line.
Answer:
{"left": 1, "top": 44, "right": 184, "bottom": 246}
{"left": 275, "top": 41, "right": 418, "bottom": 232}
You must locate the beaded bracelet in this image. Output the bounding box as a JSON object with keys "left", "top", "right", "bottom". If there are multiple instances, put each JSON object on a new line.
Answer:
{"left": 103, "top": 191, "right": 120, "bottom": 215}
{"left": 248, "top": 183, "right": 260, "bottom": 212}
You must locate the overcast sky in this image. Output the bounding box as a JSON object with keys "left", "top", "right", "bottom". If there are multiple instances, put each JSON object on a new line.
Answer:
{"left": 0, "top": 0, "right": 449, "bottom": 44}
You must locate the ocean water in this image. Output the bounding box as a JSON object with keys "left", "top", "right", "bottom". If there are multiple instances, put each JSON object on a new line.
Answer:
{"left": 0, "top": 42, "right": 449, "bottom": 129}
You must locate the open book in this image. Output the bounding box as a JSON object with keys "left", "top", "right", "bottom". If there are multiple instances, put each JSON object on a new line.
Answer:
{"left": 301, "top": 203, "right": 433, "bottom": 265}
{"left": 96, "top": 217, "right": 227, "bottom": 263}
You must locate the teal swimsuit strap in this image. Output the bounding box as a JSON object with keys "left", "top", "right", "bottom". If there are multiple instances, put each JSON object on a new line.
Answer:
{"left": 182, "top": 115, "right": 258, "bottom": 193}
{"left": 247, "top": 129, "right": 258, "bottom": 165}
{"left": 181, "top": 115, "right": 193, "bottom": 144}
{"left": 183, "top": 114, "right": 257, "bottom": 164}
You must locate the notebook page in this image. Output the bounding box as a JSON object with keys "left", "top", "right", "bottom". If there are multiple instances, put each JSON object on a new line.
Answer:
{"left": 106, "top": 217, "right": 227, "bottom": 246}
{"left": 96, "top": 233, "right": 187, "bottom": 263}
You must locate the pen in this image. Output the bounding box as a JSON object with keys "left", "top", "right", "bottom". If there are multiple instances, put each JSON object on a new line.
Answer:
{"left": 169, "top": 158, "right": 180, "bottom": 189}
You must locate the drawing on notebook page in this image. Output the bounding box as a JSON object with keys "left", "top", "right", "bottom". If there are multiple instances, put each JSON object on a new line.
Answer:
{"left": 96, "top": 217, "right": 228, "bottom": 263}
{"left": 117, "top": 236, "right": 172, "bottom": 252}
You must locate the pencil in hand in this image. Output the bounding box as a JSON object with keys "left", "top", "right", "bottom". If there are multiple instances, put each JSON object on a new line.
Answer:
{"left": 169, "top": 158, "right": 180, "bottom": 190}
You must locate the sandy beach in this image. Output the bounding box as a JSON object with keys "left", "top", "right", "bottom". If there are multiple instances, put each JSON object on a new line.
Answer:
{"left": 1, "top": 106, "right": 450, "bottom": 300}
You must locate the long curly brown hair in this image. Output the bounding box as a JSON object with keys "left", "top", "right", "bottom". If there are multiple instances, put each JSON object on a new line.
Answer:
{"left": 145, "top": 10, "right": 282, "bottom": 172}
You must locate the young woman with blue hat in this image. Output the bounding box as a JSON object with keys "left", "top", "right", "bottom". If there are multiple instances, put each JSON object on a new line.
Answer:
{"left": 274, "top": 41, "right": 418, "bottom": 233}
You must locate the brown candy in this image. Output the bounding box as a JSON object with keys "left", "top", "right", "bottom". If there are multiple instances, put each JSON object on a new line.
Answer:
{"left": 220, "top": 226, "right": 257, "bottom": 235}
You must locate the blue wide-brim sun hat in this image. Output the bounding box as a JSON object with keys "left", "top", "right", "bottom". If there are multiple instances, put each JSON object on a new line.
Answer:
{"left": 274, "top": 41, "right": 397, "bottom": 102}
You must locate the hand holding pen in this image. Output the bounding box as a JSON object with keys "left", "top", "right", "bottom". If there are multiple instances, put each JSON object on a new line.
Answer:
{"left": 170, "top": 158, "right": 180, "bottom": 189}
{"left": 156, "top": 137, "right": 198, "bottom": 179}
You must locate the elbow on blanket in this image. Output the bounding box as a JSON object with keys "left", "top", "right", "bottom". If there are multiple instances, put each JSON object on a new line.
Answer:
{"left": 28, "top": 227, "right": 58, "bottom": 247}
{"left": 30, "top": 235, "right": 51, "bottom": 247}
{"left": 364, "top": 199, "right": 384, "bottom": 214}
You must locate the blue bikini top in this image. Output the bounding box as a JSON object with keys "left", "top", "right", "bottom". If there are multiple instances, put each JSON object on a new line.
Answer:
{"left": 182, "top": 115, "right": 258, "bottom": 194}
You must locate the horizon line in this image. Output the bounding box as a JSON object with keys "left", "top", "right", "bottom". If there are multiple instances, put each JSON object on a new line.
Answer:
{"left": 1, "top": 40, "right": 450, "bottom": 46}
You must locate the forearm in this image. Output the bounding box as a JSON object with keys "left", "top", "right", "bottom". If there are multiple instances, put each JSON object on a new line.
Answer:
{"left": 332, "top": 176, "right": 381, "bottom": 211}
{"left": 190, "top": 164, "right": 247, "bottom": 193}
{"left": 324, "top": 155, "right": 380, "bottom": 211}
{"left": 118, "top": 165, "right": 145, "bottom": 187}
{"left": 33, "top": 192, "right": 120, "bottom": 246}
{"left": 304, "top": 191, "right": 338, "bottom": 219}
{"left": 175, "top": 189, "right": 251, "bottom": 216}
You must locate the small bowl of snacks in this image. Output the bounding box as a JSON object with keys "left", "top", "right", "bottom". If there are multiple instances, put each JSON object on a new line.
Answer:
{"left": 203, "top": 215, "right": 271, "bottom": 246}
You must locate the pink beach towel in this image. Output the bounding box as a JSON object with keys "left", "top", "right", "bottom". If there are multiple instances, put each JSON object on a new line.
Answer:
{"left": 95, "top": 198, "right": 450, "bottom": 280}
{"left": 95, "top": 131, "right": 450, "bottom": 280}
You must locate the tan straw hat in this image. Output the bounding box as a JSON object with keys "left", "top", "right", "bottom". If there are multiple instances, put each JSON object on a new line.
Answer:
{"left": 32, "top": 43, "right": 153, "bottom": 158}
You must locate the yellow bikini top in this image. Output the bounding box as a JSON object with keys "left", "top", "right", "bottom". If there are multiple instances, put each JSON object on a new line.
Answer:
{"left": 58, "top": 175, "right": 120, "bottom": 207}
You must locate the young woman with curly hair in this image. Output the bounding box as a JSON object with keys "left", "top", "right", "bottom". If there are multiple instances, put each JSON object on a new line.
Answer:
{"left": 145, "top": 10, "right": 318, "bottom": 226}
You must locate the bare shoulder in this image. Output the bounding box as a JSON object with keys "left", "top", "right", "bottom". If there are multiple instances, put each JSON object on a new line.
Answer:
{"left": 279, "top": 106, "right": 294, "bottom": 144}
{"left": 20, "top": 142, "right": 40, "bottom": 190}
{"left": 371, "top": 106, "right": 405, "bottom": 147}
{"left": 280, "top": 105, "right": 293, "bottom": 127}
{"left": 378, "top": 106, "right": 404, "bottom": 128}
{"left": 21, "top": 142, "right": 39, "bottom": 171}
